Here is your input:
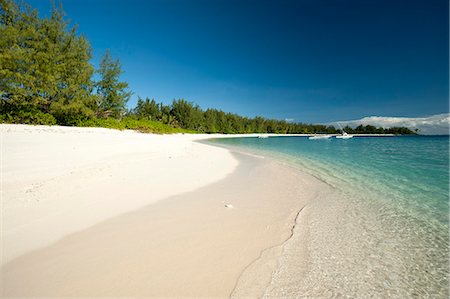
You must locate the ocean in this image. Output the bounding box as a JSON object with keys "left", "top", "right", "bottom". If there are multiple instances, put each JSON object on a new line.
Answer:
{"left": 209, "top": 136, "right": 449, "bottom": 297}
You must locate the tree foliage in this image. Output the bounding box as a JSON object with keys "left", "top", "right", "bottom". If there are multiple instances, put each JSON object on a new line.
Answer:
{"left": 0, "top": 0, "right": 96, "bottom": 124}
{"left": 95, "top": 49, "right": 131, "bottom": 118}
{"left": 0, "top": 0, "right": 128, "bottom": 125}
{"left": 130, "top": 99, "right": 416, "bottom": 135}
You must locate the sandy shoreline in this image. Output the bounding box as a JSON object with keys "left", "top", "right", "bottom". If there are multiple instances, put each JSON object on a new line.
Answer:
{"left": 1, "top": 124, "right": 241, "bottom": 265}
{"left": 1, "top": 124, "right": 324, "bottom": 297}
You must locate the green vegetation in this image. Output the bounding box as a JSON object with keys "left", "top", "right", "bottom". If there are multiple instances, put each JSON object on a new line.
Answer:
{"left": 1, "top": 0, "right": 95, "bottom": 125}
{"left": 0, "top": 0, "right": 132, "bottom": 127}
{"left": 132, "top": 97, "right": 340, "bottom": 134}
{"left": 130, "top": 98, "right": 416, "bottom": 134}
{"left": 0, "top": 0, "right": 416, "bottom": 135}
{"left": 95, "top": 49, "right": 131, "bottom": 119}
{"left": 78, "top": 117, "right": 194, "bottom": 134}
{"left": 342, "top": 125, "right": 418, "bottom": 135}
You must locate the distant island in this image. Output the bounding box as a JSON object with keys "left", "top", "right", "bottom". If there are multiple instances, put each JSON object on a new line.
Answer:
{"left": 0, "top": 0, "right": 415, "bottom": 135}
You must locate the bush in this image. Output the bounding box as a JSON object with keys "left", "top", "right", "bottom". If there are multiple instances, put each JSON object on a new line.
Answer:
{"left": 49, "top": 101, "right": 95, "bottom": 126}
{"left": 77, "top": 117, "right": 195, "bottom": 134}
{"left": 0, "top": 109, "right": 57, "bottom": 125}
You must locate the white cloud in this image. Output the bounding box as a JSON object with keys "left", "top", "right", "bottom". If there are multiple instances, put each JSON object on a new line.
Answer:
{"left": 285, "top": 118, "right": 295, "bottom": 123}
{"left": 335, "top": 113, "right": 449, "bottom": 135}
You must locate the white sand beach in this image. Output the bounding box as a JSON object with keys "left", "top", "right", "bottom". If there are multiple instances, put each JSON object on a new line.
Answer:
{"left": 0, "top": 124, "right": 323, "bottom": 297}
{"left": 1, "top": 124, "right": 240, "bottom": 265}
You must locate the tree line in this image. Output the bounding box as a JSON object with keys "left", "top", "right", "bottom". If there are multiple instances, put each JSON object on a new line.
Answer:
{"left": 132, "top": 97, "right": 415, "bottom": 134}
{"left": 133, "top": 97, "right": 336, "bottom": 134}
{"left": 0, "top": 0, "right": 416, "bottom": 135}
{"left": 342, "top": 125, "right": 417, "bottom": 135}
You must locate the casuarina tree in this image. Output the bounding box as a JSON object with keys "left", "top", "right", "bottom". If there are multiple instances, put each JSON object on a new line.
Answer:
{"left": 95, "top": 49, "right": 131, "bottom": 119}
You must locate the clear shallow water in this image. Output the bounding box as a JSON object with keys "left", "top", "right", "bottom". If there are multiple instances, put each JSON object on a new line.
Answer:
{"left": 210, "top": 136, "right": 449, "bottom": 297}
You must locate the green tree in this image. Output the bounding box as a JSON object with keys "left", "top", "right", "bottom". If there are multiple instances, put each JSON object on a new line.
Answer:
{"left": 136, "top": 97, "right": 160, "bottom": 120}
{"left": 0, "top": 0, "right": 95, "bottom": 125}
{"left": 95, "top": 49, "right": 131, "bottom": 118}
{"left": 47, "top": 5, "right": 96, "bottom": 125}
{"left": 204, "top": 109, "right": 218, "bottom": 133}
{"left": 171, "top": 99, "right": 204, "bottom": 131}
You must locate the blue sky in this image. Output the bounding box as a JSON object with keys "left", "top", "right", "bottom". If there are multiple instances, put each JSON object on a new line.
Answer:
{"left": 28, "top": 0, "right": 448, "bottom": 123}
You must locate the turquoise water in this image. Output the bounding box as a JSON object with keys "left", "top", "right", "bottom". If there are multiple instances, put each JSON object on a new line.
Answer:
{"left": 210, "top": 136, "right": 449, "bottom": 297}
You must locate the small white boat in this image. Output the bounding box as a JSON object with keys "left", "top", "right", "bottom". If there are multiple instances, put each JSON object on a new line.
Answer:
{"left": 335, "top": 122, "right": 353, "bottom": 139}
{"left": 257, "top": 135, "right": 269, "bottom": 139}
{"left": 336, "top": 132, "right": 353, "bottom": 139}
{"left": 308, "top": 135, "right": 332, "bottom": 140}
